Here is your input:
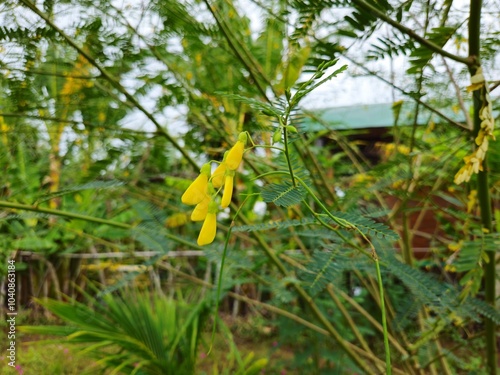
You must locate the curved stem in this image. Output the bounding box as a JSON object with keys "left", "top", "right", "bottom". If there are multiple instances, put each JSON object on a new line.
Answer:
{"left": 209, "top": 196, "right": 251, "bottom": 354}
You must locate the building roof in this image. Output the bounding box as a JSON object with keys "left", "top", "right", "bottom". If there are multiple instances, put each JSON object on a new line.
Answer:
{"left": 302, "top": 102, "right": 468, "bottom": 131}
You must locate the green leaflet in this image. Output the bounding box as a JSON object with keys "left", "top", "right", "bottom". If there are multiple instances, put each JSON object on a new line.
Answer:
{"left": 299, "top": 247, "right": 371, "bottom": 295}
{"left": 408, "top": 26, "right": 457, "bottom": 74}
{"left": 233, "top": 211, "right": 398, "bottom": 242}
{"left": 232, "top": 218, "right": 317, "bottom": 232}
{"left": 261, "top": 180, "right": 306, "bottom": 207}
{"left": 329, "top": 211, "right": 400, "bottom": 241}
{"left": 215, "top": 93, "right": 282, "bottom": 117}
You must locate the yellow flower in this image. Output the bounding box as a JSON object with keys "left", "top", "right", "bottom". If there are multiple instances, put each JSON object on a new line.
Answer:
{"left": 226, "top": 132, "right": 247, "bottom": 170}
{"left": 191, "top": 194, "right": 211, "bottom": 221}
{"left": 165, "top": 213, "right": 188, "bottom": 228}
{"left": 181, "top": 163, "right": 211, "bottom": 205}
{"left": 197, "top": 202, "right": 218, "bottom": 246}
{"left": 221, "top": 173, "right": 234, "bottom": 208}
{"left": 212, "top": 154, "right": 228, "bottom": 188}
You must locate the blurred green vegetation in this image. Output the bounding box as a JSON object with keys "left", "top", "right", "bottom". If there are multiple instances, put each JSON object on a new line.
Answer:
{"left": 1, "top": 0, "right": 499, "bottom": 374}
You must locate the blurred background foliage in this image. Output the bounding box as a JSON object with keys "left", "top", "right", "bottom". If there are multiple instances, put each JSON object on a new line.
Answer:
{"left": 0, "top": 0, "right": 499, "bottom": 374}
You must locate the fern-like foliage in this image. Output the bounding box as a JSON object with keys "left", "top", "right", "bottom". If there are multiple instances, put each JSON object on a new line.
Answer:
{"left": 381, "top": 254, "right": 500, "bottom": 325}
{"left": 232, "top": 218, "right": 317, "bottom": 232}
{"left": 215, "top": 92, "right": 282, "bottom": 117}
{"left": 299, "top": 245, "right": 371, "bottom": 295}
{"left": 384, "top": 255, "right": 460, "bottom": 314}
{"left": 453, "top": 234, "right": 500, "bottom": 273}
{"left": 233, "top": 208, "right": 398, "bottom": 245}
{"left": 329, "top": 211, "right": 400, "bottom": 241}
{"left": 408, "top": 26, "right": 457, "bottom": 74}
{"left": 368, "top": 34, "right": 415, "bottom": 60}
{"left": 467, "top": 298, "right": 500, "bottom": 325}
{"left": 130, "top": 202, "right": 172, "bottom": 254}
{"left": 261, "top": 180, "right": 306, "bottom": 207}
{"left": 449, "top": 234, "right": 500, "bottom": 298}
{"left": 0, "top": 25, "right": 56, "bottom": 43}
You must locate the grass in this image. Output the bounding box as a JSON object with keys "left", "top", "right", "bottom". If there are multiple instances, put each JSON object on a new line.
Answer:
{"left": 0, "top": 311, "right": 364, "bottom": 374}
{"left": 0, "top": 336, "right": 98, "bottom": 374}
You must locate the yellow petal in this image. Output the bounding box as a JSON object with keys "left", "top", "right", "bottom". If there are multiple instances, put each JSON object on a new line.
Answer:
{"left": 197, "top": 212, "right": 217, "bottom": 246}
{"left": 191, "top": 195, "right": 211, "bottom": 221}
{"left": 221, "top": 175, "right": 234, "bottom": 208}
{"left": 226, "top": 141, "right": 244, "bottom": 170}
{"left": 181, "top": 174, "right": 208, "bottom": 205}
{"left": 212, "top": 162, "right": 227, "bottom": 188}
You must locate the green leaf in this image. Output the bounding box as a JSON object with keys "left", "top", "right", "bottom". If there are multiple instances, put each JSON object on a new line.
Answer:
{"left": 232, "top": 217, "right": 317, "bottom": 232}
{"left": 329, "top": 211, "right": 400, "bottom": 240}
{"left": 215, "top": 93, "right": 281, "bottom": 117}
{"left": 15, "top": 237, "right": 56, "bottom": 251}
{"left": 261, "top": 180, "right": 306, "bottom": 207}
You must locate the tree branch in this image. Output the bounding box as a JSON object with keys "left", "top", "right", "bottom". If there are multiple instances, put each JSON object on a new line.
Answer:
{"left": 349, "top": 0, "right": 473, "bottom": 66}
{"left": 19, "top": 0, "right": 200, "bottom": 170}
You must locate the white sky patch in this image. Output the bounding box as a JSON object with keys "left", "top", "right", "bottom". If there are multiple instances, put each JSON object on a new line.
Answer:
{"left": 253, "top": 200, "right": 267, "bottom": 216}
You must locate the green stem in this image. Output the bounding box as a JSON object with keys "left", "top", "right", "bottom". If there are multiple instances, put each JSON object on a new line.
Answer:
{"left": 233, "top": 210, "right": 374, "bottom": 371}
{"left": 375, "top": 258, "right": 392, "bottom": 375}
{"left": 300, "top": 186, "right": 393, "bottom": 373}
{"left": 209, "top": 196, "right": 250, "bottom": 354}
{"left": 0, "top": 200, "right": 201, "bottom": 249}
{"left": 202, "top": 0, "right": 272, "bottom": 100}
{"left": 468, "top": 1, "right": 496, "bottom": 373}
{"left": 282, "top": 118, "right": 296, "bottom": 187}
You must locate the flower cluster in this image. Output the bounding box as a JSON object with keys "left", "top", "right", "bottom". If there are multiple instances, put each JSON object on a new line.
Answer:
{"left": 454, "top": 67, "right": 496, "bottom": 185}
{"left": 181, "top": 132, "right": 247, "bottom": 245}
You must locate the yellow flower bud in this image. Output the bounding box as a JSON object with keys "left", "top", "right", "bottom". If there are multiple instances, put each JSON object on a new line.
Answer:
{"left": 197, "top": 202, "right": 218, "bottom": 246}
{"left": 181, "top": 163, "right": 211, "bottom": 205}
{"left": 191, "top": 195, "right": 211, "bottom": 221}
{"left": 221, "top": 175, "right": 234, "bottom": 208}
{"left": 226, "top": 132, "right": 247, "bottom": 170}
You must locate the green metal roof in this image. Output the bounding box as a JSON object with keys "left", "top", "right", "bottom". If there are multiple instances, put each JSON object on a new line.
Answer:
{"left": 302, "top": 102, "right": 467, "bottom": 131}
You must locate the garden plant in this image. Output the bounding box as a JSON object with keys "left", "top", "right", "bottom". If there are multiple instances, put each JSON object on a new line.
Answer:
{"left": 0, "top": 0, "right": 499, "bottom": 374}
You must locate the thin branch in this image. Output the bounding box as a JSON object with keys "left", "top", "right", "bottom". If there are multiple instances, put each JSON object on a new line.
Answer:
{"left": 350, "top": 0, "right": 473, "bottom": 66}
{"left": 441, "top": 57, "right": 472, "bottom": 129}
{"left": 0, "top": 112, "right": 156, "bottom": 136}
{"left": 0, "top": 200, "right": 200, "bottom": 249}
{"left": 202, "top": 0, "right": 272, "bottom": 100}
{"left": 0, "top": 65, "right": 98, "bottom": 80}
{"left": 340, "top": 53, "right": 470, "bottom": 130}
{"left": 19, "top": 0, "right": 199, "bottom": 170}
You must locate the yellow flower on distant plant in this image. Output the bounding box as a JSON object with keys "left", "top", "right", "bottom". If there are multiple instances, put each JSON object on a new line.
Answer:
{"left": 181, "top": 163, "right": 211, "bottom": 205}
{"left": 455, "top": 67, "right": 495, "bottom": 185}
{"left": 165, "top": 213, "right": 188, "bottom": 228}
{"left": 197, "top": 201, "right": 218, "bottom": 246}
{"left": 226, "top": 132, "right": 247, "bottom": 170}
